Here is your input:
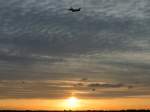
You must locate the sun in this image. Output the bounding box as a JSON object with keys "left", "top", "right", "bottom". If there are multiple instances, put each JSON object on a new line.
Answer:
{"left": 66, "top": 97, "right": 79, "bottom": 109}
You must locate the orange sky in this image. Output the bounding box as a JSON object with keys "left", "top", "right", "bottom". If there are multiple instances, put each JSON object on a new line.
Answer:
{"left": 0, "top": 97, "right": 150, "bottom": 110}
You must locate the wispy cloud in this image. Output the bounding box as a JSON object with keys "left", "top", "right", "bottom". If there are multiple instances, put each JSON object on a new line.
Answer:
{"left": 0, "top": 80, "right": 148, "bottom": 99}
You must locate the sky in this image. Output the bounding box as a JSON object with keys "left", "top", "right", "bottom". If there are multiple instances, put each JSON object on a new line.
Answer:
{"left": 0, "top": 0, "right": 150, "bottom": 110}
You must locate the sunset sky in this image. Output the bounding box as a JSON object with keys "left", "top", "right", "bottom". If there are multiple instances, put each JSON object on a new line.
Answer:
{"left": 0, "top": 0, "right": 150, "bottom": 110}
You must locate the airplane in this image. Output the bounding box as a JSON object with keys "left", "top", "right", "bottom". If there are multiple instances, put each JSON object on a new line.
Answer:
{"left": 68, "top": 7, "right": 81, "bottom": 12}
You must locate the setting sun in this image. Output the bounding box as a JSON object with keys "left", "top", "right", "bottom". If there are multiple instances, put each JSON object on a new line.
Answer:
{"left": 66, "top": 97, "right": 80, "bottom": 109}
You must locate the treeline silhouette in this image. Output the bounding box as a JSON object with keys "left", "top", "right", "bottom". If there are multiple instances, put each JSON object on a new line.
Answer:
{"left": 0, "top": 110, "right": 150, "bottom": 112}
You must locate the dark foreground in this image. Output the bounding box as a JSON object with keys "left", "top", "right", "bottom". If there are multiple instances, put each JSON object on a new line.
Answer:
{"left": 0, "top": 110, "right": 150, "bottom": 112}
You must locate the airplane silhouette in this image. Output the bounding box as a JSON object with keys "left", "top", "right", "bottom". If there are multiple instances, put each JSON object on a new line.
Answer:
{"left": 68, "top": 7, "right": 81, "bottom": 12}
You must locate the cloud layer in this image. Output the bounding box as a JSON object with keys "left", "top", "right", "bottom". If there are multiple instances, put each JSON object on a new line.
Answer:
{"left": 0, "top": 0, "right": 150, "bottom": 99}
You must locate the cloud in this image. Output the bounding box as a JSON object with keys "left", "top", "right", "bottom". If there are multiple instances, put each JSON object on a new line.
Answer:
{"left": 1, "top": 0, "right": 150, "bottom": 54}
{"left": 0, "top": 80, "right": 148, "bottom": 99}
{"left": 88, "top": 83, "right": 124, "bottom": 88}
{"left": 80, "top": 78, "right": 88, "bottom": 81}
{"left": 0, "top": 80, "right": 75, "bottom": 99}
{"left": 0, "top": 0, "right": 150, "bottom": 99}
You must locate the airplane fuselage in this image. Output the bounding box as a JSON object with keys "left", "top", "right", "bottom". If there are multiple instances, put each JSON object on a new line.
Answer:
{"left": 68, "top": 8, "right": 81, "bottom": 12}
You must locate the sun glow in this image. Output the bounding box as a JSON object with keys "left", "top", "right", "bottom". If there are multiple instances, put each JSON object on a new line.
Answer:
{"left": 66, "top": 97, "right": 80, "bottom": 109}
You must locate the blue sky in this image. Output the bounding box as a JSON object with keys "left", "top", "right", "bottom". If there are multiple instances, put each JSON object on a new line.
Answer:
{"left": 0, "top": 0, "right": 150, "bottom": 99}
